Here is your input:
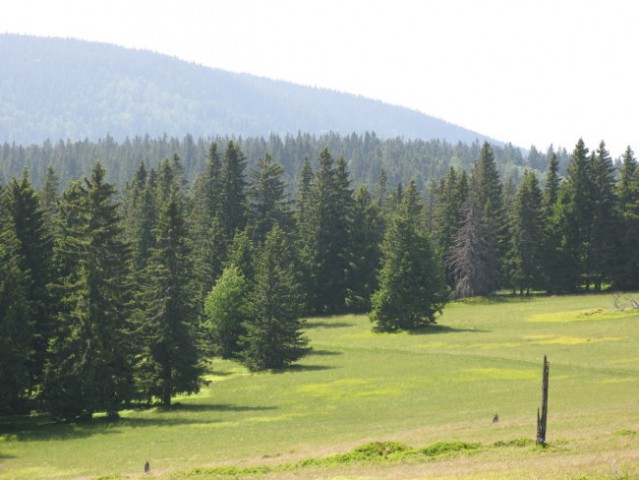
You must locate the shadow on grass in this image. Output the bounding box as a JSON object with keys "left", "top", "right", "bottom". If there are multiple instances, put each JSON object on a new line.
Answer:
{"left": 0, "top": 403, "right": 277, "bottom": 440}
{"left": 165, "top": 403, "right": 276, "bottom": 413}
{"left": 409, "top": 324, "right": 489, "bottom": 335}
{"left": 456, "top": 294, "right": 537, "bottom": 305}
{"left": 309, "top": 349, "right": 343, "bottom": 356}
{"left": 305, "top": 320, "right": 356, "bottom": 329}
{"left": 274, "top": 364, "right": 336, "bottom": 374}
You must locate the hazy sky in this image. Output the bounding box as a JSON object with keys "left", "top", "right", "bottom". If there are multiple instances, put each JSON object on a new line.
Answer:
{"left": 2, "top": 0, "right": 637, "bottom": 156}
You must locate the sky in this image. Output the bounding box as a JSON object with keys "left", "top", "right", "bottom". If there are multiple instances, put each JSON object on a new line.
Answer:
{"left": 2, "top": 0, "right": 637, "bottom": 157}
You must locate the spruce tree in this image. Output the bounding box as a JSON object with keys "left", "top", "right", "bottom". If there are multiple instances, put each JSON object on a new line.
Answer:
{"left": 6, "top": 171, "right": 56, "bottom": 389}
{"left": 39, "top": 164, "right": 60, "bottom": 228}
{"left": 240, "top": 225, "right": 309, "bottom": 371}
{"left": 506, "top": 171, "right": 543, "bottom": 295}
{"left": 470, "top": 142, "right": 504, "bottom": 291}
{"left": 448, "top": 184, "right": 497, "bottom": 298}
{"left": 587, "top": 141, "right": 617, "bottom": 291}
{"left": 293, "top": 157, "right": 317, "bottom": 313}
{"left": 370, "top": 181, "right": 447, "bottom": 332}
{"left": 345, "top": 185, "right": 384, "bottom": 312}
{"left": 219, "top": 141, "right": 248, "bottom": 241}
{"left": 311, "top": 149, "right": 353, "bottom": 314}
{"left": 613, "top": 147, "right": 639, "bottom": 289}
{"left": 43, "top": 163, "right": 134, "bottom": 421}
{"left": 190, "top": 143, "right": 225, "bottom": 303}
{"left": 247, "top": 153, "right": 290, "bottom": 243}
{"left": 554, "top": 139, "right": 593, "bottom": 291}
{"left": 433, "top": 167, "right": 467, "bottom": 288}
{"left": 136, "top": 189, "right": 203, "bottom": 407}
{"left": 0, "top": 189, "right": 33, "bottom": 413}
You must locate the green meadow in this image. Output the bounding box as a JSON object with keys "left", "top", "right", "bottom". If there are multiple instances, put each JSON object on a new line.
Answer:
{"left": 1, "top": 293, "right": 638, "bottom": 479}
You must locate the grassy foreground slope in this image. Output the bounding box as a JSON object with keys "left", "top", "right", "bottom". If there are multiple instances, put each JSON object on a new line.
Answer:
{"left": 1, "top": 294, "right": 638, "bottom": 479}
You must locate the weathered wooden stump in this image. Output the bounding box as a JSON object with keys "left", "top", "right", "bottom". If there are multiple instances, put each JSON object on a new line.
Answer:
{"left": 536, "top": 355, "right": 549, "bottom": 446}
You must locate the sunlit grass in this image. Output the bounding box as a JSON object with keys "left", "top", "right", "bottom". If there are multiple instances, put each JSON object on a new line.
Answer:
{"left": 1, "top": 293, "right": 638, "bottom": 479}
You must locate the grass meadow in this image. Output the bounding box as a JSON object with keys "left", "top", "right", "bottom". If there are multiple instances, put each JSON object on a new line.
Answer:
{"left": 1, "top": 293, "right": 638, "bottom": 479}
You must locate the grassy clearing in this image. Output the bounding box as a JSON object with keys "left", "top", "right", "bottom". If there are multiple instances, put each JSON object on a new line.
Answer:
{"left": 1, "top": 293, "right": 639, "bottom": 479}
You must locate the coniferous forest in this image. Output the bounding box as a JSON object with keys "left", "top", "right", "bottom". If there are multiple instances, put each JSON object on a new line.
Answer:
{"left": 1, "top": 134, "right": 638, "bottom": 421}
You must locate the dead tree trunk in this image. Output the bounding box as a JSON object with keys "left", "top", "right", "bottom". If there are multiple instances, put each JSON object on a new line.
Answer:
{"left": 536, "top": 355, "right": 549, "bottom": 445}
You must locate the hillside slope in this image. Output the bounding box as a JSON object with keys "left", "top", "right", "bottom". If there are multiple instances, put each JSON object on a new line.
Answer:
{"left": 0, "top": 34, "right": 492, "bottom": 145}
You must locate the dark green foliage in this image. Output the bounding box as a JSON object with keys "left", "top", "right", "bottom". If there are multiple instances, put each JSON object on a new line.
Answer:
{"left": 42, "top": 163, "right": 134, "bottom": 421}
{"left": 189, "top": 143, "right": 226, "bottom": 303}
{"left": 38, "top": 164, "right": 60, "bottom": 227}
{"left": 240, "top": 225, "right": 309, "bottom": 371}
{"left": 0, "top": 189, "right": 33, "bottom": 414}
{"left": 345, "top": 185, "right": 385, "bottom": 312}
{"left": 308, "top": 149, "right": 353, "bottom": 314}
{"left": 219, "top": 141, "right": 248, "bottom": 242}
{"left": 549, "top": 139, "right": 617, "bottom": 292}
{"left": 587, "top": 142, "right": 617, "bottom": 291}
{"left": 370, "top": 181, "right": 448, "bottom": 332}
{"left": 247, "top": 153, "right": 291, "bottom": 243}
{"left": 506, "top": 171, "right": 544, "bottom": 295}
{"left": 136, "top": 190, "right": 203, "bottom": 407}
{"left": 5, "top": 171, "right": 56, "bottom": 389}
{"left": 471, "top": 142, "right": 505, "bottom": 290}
{"left": 613, "top": 147, "right": 639, "bottom": 289}
{"left": 433, "top": 167, "right": 468, "bottom": 287}
{"left": 122, "top": 162, "right": 158, "bottom": 274}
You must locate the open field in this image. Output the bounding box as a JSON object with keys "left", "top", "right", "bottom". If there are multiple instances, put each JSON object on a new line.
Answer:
{"left": 1, "top": 293, "right": 638, "bottom": 479}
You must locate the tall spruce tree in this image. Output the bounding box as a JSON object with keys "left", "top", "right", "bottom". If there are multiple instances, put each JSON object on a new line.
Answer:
{"left": 370, "top": 181, "right": 447, "bottom": 332}
{"left": 470, "top": 142, "right": 504, "bottom": 291}
{"left": 433, "top": 167, "right": 467, "bottom": 288}
{"left": 136, "top": 189, "right": 203, "bottom": 407}
{"left": 219, "top": 141, "right": 248, "bottom": 242}
{"left": 613, "top": 146, "right": 639, "bottom": 289}
{"left": 506, "top": 171, "right": 543, "bottom": 295}
{"left": 554, "top": 139, "right": 593, "bottom": 291}
{"left": 448, "top": 183, "right": 497, "bottom": 298}
{"left": 190, "top": 143, "right": 225, "bottom": 303}
{"left": 293, "top": 157, "right": 317, "bottom": 313}
{"left": 137, "top": 188, "right": 203, "bottom": 407}
{"left": 6, "top": 171, "right": 56, "bottom": 389}
{"left": 311, "top": 149, "right": 353, "bottom": 314}
{"left": 247, "top": 153, "right": 291, "bottom": 243}
{"left": 240, "top": 225, "right": 309, "bottom": 371}
{"left": 345, "top": 185, "right": 384, "bottom": 312}
{"left": 43, "top": 163, "right": 134, "bottom": 421}
{"left": 540, "top": 153, "right": 566, "bottom": 292}
{"left": 0, "top": 189, "right": 33, "bottom": 413}
{"left": 587, "top": 141, "right": 617, "bottom": 291}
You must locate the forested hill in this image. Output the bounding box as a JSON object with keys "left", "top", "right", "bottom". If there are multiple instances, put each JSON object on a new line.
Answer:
{"left": 0, "top": 34, "right": 491, "bottom": 146}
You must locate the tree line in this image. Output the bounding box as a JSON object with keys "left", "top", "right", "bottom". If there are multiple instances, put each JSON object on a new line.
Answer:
{"left": 0, "top": 132, "right": 570, "bottom": 194}
{"left": 1, "top": 137, "right": 637, "bottom": 421}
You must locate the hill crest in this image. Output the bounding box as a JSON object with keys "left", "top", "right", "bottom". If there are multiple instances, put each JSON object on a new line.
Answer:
{"left": 0, "top": 34, "right": 493, "bottom": 146}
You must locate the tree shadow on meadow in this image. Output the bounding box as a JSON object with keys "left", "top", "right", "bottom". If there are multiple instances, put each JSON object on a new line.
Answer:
{"left": 273, "top": 363, "right": 336, "bottom": 374}
{"left": 305, "top": 320, "right": 356, "bottom": 329}
{"left": 409, "top": 324, "right": 490, "bottom": 335}
{"left": 308, "top": 349, "right": 343, "bottom": 356}
{"left": 0, "top": 403, "right": 277, "bottom": 441}
{"left": 163, "top": 402, "right": 277, "bottom": 413}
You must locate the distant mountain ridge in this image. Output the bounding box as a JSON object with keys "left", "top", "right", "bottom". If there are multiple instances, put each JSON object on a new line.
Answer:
{"left": 0, "top": 34, "right": 494, "bottom": 146}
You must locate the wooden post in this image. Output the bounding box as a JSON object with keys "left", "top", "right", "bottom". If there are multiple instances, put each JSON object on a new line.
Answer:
{"left": 536, "top": 355, "right": 549, "bottom": 445}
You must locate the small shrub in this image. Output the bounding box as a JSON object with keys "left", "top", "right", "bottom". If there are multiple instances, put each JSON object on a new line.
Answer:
{"left": 493, "top": 438, "right": 536, "bottom": 448}
{"left": 419, "top": 441, "right": 482, "bottom": 457}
